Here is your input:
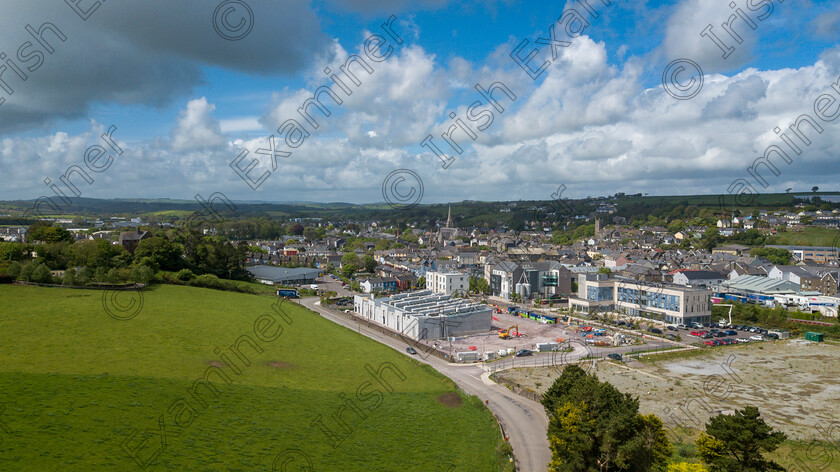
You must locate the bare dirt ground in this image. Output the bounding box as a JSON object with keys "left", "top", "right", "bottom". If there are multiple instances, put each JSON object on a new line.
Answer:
{"left": 502, "top": 339, "right": 840, "bottom": 441}
{"left": 444, "top": 310, "right": 644, "bottom": 356}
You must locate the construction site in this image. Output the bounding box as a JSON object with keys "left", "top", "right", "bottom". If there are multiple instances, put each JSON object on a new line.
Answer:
{"left": 439, "top": 304, "right": 646, "bottom": 362}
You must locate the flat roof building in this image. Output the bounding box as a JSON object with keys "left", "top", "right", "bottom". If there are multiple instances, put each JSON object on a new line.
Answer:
{"left": 354, "top": 290, "right": 492, "bottom": 340}
{"left": 569, "top": 274, "right": 712, "bottom": 325}
{"left": 425, "top": 270, "right": 467, "bottom": 296}
{"left": 246, "top": 265, "right": 322, "bottom": 285}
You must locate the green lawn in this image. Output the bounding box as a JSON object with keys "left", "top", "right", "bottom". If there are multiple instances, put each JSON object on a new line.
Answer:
{"left": 0, "top": 285, "right": 509, "bottom": 471}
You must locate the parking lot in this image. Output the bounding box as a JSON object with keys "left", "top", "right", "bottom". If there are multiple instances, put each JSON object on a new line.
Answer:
{"left": 667, "top": 322, "right": 779, "bottom": 346}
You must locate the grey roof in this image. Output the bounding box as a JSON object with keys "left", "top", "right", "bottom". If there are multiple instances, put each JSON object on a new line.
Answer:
{"left": 722, "top": 275, "right": 799, "bottom": 293}
{"left": 245, "top": 265, "right": 321, "bottom": 282}
{"left": 679, "top": 270, "right": 725, "bottom": 280}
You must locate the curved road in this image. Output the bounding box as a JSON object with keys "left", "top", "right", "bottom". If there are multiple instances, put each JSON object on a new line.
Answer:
{"left": 298, "top": 297, "right": 553, "bottom": 472}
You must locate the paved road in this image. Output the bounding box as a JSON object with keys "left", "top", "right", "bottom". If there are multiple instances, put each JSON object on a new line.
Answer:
{"left": 297, "top": 297, "right": 553, "bottom": 472}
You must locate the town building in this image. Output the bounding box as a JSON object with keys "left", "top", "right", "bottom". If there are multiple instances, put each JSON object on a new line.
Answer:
{"left": 672, "top": 270, "right": 726, "bottom": 288}
{"left": 353, "top": 290, "right": 492, "bottom": 340}
{"left": 118, "top": 231, "right": 151, "bottom": 254}
{"left": 360, "top": 277, "right": 398, "bottom": 293}
{"left": 569, "top": 273, "right": 712, "bottom": 325}
{"left": 425, "top": 270, "right": 468, "bottom": 296}
{"left": 766, "top": 245, "right": 839, "bottom": 265}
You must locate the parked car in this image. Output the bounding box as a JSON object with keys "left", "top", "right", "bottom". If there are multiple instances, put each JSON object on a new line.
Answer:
{"left": 666, "top": 333, "right": 678, "bottom": 340}
{"left": 766, "top": 333, "right": 779, "bottom": 339}
{"left": 700, "top": 333, "right": 713, "bottom": 339}
{"left": 406, "top": 346, "right": 418, "bottom": 355}
{"left": 677, "top": 324, "right": 687, "bottom": 330}
{"left": 750, "top": 335, "right": 764, "bottom": 341}
{"left": 749, "top": 327, "right": 759, "bottom": 333}
{"left": 736, "top": 338, "right": 750, "bottom": 343}
{"left": 649, "top": 328, "right": 663, "bottom": 335}
{"left": 714, "top": 331, "right": 726, "bottom": 338}
{"left": 710, "top": 323, "right": 720, "bottom": 328}
{"left": 725, "top": 330, "right": 738, "bottom": 336}
{"left": 666, "top": 325, "right": 678, "bottom": 331}
{"left": 691, "top": 322, "right": 703, "bottom": 329}
{"left": 515, "top": 349, "right": 533, "bottom": 357}
{"left": 606, "top": 353, "right": 622, "bottom": 361}
{"left": 617, "top": 321, "right": 627, "bottom": 326}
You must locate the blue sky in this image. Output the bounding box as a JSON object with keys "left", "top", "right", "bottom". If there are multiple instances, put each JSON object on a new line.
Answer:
{"left": 1, "top": 0, "right": 839, "bottom": 204}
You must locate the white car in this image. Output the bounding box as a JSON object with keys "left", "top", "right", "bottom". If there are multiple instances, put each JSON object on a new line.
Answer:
{"left": 736, "top": 338, "right": 750, "bottom": 343}
{"left": 749, "top": 335, "right": 764, "bottom": 341}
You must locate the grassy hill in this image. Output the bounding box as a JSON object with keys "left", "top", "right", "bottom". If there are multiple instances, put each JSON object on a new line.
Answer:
{"left": 0, "top": 285, "right": 509, "bottom": 471}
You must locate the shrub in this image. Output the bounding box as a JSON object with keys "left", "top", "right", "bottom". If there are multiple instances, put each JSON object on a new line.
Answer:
{"left": 19, "top": 262, "right": 35, "bottom": 281}
{"left": 175, "top": 269, "right": 195, "bottom": 282}
{"left": 31, "top": 264, "right": 53, "bottom": 284}
{"left": 129, "top": 265, "right": 155, "bottom": 284}
{"left": 63, "top": 268, "right": 76, "bottom": 286}
{"left": 6, "top": 261, "right": 21, "bottom": 278}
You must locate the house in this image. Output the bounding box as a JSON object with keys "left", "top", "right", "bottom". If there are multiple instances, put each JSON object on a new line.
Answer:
{"left": 672, "top": 270, "right": 726, "bottom": 287}
{"left": 118, "top": 231, "right": 151, "bottom": 254}
{"left": 360, "top": 277, "right": 398, "bottom": 293}
{"left": 394, "top": 273, "right": 418, "bottom": 290}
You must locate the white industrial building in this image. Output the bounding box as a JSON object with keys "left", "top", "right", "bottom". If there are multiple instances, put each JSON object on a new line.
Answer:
{"left": 425, "top": 270, "right": 468, "bottom": 296}
{"left": 354, "top": 290, "right": 492, "bottom": 340}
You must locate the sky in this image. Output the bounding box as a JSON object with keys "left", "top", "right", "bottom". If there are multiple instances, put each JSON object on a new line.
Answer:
{"left": 0, "top": 0, "right": 839, "bottom": 205}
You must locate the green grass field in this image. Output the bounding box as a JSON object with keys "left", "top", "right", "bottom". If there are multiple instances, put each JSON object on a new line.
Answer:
{"left": 767, "top": 226, "right": 840, "bottom": 247}
{"left": 0, "top": 285, "right": 509, "bottom": 471}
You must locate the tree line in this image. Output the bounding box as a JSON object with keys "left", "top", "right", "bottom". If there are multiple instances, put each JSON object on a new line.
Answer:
{"left": 1, "top": 222, "right": 250, "bottom": 287}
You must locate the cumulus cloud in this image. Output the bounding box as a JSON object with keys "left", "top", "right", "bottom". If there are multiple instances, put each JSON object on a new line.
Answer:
{"left": 171, "top": 98, "right": 224, "bottom": 151}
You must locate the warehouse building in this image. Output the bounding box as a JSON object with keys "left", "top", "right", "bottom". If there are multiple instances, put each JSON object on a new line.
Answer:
{"left": 354, "top": 290, "right": 492, "bottom": 340}
{"left": 246, "top": 265, "right": 322, "bottom": 285}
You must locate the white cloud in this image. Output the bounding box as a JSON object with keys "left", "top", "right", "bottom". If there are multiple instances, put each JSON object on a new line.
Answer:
{"left": 171, "top": 98, "right": 224, "bottom": 151}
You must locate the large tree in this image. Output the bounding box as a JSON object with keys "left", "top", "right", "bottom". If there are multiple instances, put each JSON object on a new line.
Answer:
{"left": 362, "top": 254, "right": 377, "bottom": 273}
{"left": 543, "top": 365, "right": 672, "bottom": 472}
{"left": 696, "top": 406, "right": 786, "bottom": 472}
{"left": 28, "top": 222, "right": 74, "bottom": 243}
{"left": 134, "top": 236, "right": 184, "bottom": 271}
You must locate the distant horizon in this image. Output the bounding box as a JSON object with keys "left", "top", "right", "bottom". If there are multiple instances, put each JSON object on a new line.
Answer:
{"left": 4, "top": 190, "right": 840, "bottom": 208}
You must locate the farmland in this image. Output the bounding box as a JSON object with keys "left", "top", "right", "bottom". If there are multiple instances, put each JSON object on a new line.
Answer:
{"left": 0, "top": 285, "right": 508, "bottom": 471}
